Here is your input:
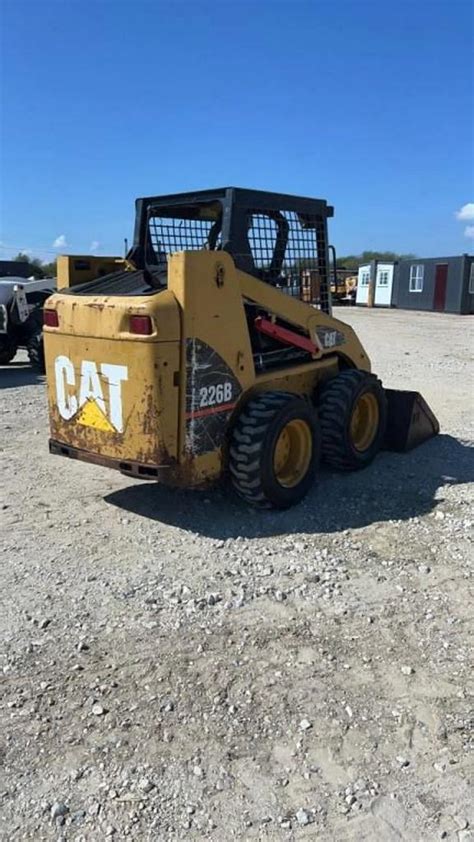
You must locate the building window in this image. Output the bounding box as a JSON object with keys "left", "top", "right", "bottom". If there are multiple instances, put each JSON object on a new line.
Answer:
{"left": 469, "top": 263, "right": 474, "bottom": 294}
{"left": 360, "top": 270, "right": 370, "bottom": 286}
{"left": 409, "top": 264, "right": 424, "bottom": 292}
{"left": 378, "top": 270, "right": 389, "bottom": 286}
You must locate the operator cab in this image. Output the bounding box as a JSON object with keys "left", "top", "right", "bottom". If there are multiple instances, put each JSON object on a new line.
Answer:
{"left": 63, "top": 187, "right": 334, "bottom": 314}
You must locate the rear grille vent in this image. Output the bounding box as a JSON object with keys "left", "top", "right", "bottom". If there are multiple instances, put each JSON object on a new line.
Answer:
{"left": 62, "top": 269, "right": 164, "bottom": 297}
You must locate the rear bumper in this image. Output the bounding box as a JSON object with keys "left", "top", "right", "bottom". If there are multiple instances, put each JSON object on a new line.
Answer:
{"left": 49, "top": 438, "right": 167, "bottom": 479}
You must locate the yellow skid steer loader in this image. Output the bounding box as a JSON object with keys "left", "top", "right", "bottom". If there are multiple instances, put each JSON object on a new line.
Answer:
{"left": 44, "top": 188, "right": 438, "bottom": 508}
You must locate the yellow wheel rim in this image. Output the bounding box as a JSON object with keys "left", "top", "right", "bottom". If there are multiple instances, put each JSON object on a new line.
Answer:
{"left": 350, "top": 392, "right": 379, "bottom": 452}
{"left": 273, "top": 419, "right": 312, "bottom": 488}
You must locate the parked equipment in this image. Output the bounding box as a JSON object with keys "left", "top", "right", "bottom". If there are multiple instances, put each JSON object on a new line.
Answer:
{"left": 330, "top": 263, "right": 358, "bottom": 305}
{"left": 0, "top": 277, "right": 56, "bottom": 369}
{"left": 43, "top": 188, "right": 439, "bottom": 508}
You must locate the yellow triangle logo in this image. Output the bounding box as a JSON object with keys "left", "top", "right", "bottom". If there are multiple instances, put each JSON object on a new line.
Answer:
{"left": 76, "top": 399, "right": 115, "bottom": 432}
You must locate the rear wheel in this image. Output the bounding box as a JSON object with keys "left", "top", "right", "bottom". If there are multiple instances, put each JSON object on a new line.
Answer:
{"left": 318, "top": 369, "right": 387, "bottom": 470}
{"left": 27, "top": 330, "right": 45, "bottom": 372}
{"left": 0, "top": 339, "right": 17, "bottom": 364}
{"left": 229, "top": 391, "right": 320, "bottom": 509}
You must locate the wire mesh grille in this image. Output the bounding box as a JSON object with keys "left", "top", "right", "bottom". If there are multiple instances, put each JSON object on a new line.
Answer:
{"left": 247, "top": 210, "right": 329, "bottom": 310}
{"left": 247, "top": 214, "right": 279, "bottom": 266}
{"left": 146, "top": 205, "right": 329, "bottom": 311}
{"left": 149, "top": 216, "right": 221, "bottom": 258}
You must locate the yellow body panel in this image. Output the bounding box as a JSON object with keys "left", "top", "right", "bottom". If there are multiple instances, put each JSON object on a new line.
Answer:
{"left": 51, "top": 289, "right": 180, "bottom": 342}
{"left": 168, "top": 251, "right": 255, "bottom": 482}
{"left": 57, "top": 254, "right": 126, "bottom": 288}
{"left": 255, "top": 357, "right": 339, "bottom": 393}
{"left": 45, "top": 250, "right": 371, "bottom": 487}
{"left": 45, "top": 333, "right": 180, "bottom": 465}
{"left": 45, "top": 290, "right": 181, "bottom": 466}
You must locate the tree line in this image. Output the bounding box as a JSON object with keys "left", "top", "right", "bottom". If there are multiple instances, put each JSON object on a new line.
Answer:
{"left": 336, "top": 251, "right": 416, "bottom": 270}
{"left": 9, "top": 252, "right": 57, "bottom": 279}
{"left": 8, "top": 249, "right": 417, "bottom": 279}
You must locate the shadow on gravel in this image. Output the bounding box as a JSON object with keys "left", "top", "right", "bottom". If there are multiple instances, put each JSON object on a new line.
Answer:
{"left": 0, "top": 363, "right": 44, "bottom": 389}
{"left": 105, "top": 435, "right": 474, "bottom": 539}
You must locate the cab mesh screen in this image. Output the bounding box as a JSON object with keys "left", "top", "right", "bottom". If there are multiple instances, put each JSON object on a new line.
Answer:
{"left": 149, "top": 216, "right": 221, "bottom": 257}
{"left": 247, "top": 210, "right": 328, "bottom": 310}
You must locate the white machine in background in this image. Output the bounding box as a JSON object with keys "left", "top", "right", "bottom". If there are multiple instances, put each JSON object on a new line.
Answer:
{"left": 0, "top": 276, "right": 56, "bottom": 369}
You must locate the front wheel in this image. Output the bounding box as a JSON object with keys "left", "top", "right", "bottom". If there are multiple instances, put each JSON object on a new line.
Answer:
{"left": 318, "top": 369, "right": 387, "bottom": 470}
{"left": 229, "top": 391, "right": 320, "bottom": 509}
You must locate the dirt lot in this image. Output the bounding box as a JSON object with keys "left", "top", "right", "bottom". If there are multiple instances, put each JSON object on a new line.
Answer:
{"left": 1, "top": 308, "right": 473, "bottom": 842}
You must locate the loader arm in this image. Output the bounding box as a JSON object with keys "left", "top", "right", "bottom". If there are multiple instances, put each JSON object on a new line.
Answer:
{"left": 237, "top": 269, "right": 371, "bottom": 371}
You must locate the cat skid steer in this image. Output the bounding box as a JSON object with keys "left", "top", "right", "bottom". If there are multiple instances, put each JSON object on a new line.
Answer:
{"left": 43, "top": 188, "right": 439, "bottom": 508}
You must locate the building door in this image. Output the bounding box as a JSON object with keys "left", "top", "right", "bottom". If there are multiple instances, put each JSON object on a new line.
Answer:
{"left": 356, "top": 265, "right": 370, "bottom": 305}
{"left": 374, "top": 263, "right": 394, "bottom": 306}
{"left": 433, "top": 264, "right": 448, "bottom": 311}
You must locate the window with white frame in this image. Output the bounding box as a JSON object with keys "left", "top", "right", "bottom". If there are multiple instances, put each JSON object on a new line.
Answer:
{"left": 469, "top": 262, "right": 474, "bottom": 294}
{"left": 360, "top": 270, "right": 370, "bottom": 286}
{"left": 378, "top": 270, "right": 389, "bottom": 286}
{"left": 409, "top": 264, "right": 424, "bottom": 292}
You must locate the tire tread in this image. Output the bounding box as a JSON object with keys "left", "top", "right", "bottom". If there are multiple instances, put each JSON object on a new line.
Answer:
{"left": 318, "top": 369, "right": 386, "bottom": 470}
{"left": 229, "top": 391, "right": 315, "bottom": 508}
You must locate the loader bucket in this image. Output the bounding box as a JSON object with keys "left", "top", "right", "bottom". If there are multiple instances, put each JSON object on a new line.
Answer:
{"left": 384, "top": 389, "right": 440, "bottom": 452}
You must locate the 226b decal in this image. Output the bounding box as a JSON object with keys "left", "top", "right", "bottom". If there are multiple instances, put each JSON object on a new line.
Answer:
{"left": 186, "top": 339, "right": 241, "bottom": 455}
{"left": 199, "top": 381, "right": 233, "bottom": 408}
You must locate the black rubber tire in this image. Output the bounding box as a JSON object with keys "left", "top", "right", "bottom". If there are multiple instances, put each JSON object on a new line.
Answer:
{"left": 0, "top": 340, "right": 17, "bottom": 364}
{"left": 27, "top": 331, "right": 45, "bottom": 372}
{"left": 228, "top": 391, "right": 320, "bottom": 509}
{"left": 318, "top": 369, "right": 387, "bottom": 470}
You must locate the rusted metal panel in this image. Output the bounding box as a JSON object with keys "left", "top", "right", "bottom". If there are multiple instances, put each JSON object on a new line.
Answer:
{"left": 56, "top": 255, "right": 126, "bottom": 288}
{"left": 49, "top": 439, "right": 175, "bottom": 476}
{"left": 44, "top": 302, "right": 181, "bottom": 466}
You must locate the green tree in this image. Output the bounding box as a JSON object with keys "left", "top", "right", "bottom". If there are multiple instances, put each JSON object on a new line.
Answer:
{"left": 336, "top": 251, "right": 416, "bottom": 270}
{"left": 41, "top": 260, "right": 57, "bottom": 277}
{"left": 11, "top": 252, "right": 56, "bottom": 279}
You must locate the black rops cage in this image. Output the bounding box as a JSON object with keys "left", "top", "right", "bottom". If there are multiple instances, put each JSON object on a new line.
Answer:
{"left": 130, "top": 187, "right": 334, "bottom": 314}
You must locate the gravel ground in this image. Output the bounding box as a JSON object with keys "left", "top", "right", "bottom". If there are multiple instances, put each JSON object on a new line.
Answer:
{"left": 1, "top": 308, "right": 473, "bottom": 842}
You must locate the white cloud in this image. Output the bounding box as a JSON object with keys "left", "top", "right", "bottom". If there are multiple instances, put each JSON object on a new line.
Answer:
{"left": 52, "top": 234, "right": 67, "bottom": 249}
{"left": 464, "top": 225, "right": 474, "bottom": 239}
{"left": 455, "top": 203, "right": 474, "bottom": 221}
{"left": 90, "top": 240, "right": 100, "bottom": 253}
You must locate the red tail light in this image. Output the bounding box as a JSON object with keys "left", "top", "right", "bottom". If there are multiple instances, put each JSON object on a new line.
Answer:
{"left": 129, "top": 315, "right": 153, "bottom": 335}
{"left": 44, "top": 309, "right": 59, "bottom": 327}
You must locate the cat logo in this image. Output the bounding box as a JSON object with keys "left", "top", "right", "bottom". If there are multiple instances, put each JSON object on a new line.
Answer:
{"left": 54, "top": 355, "right": 128, "bottom": 433}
